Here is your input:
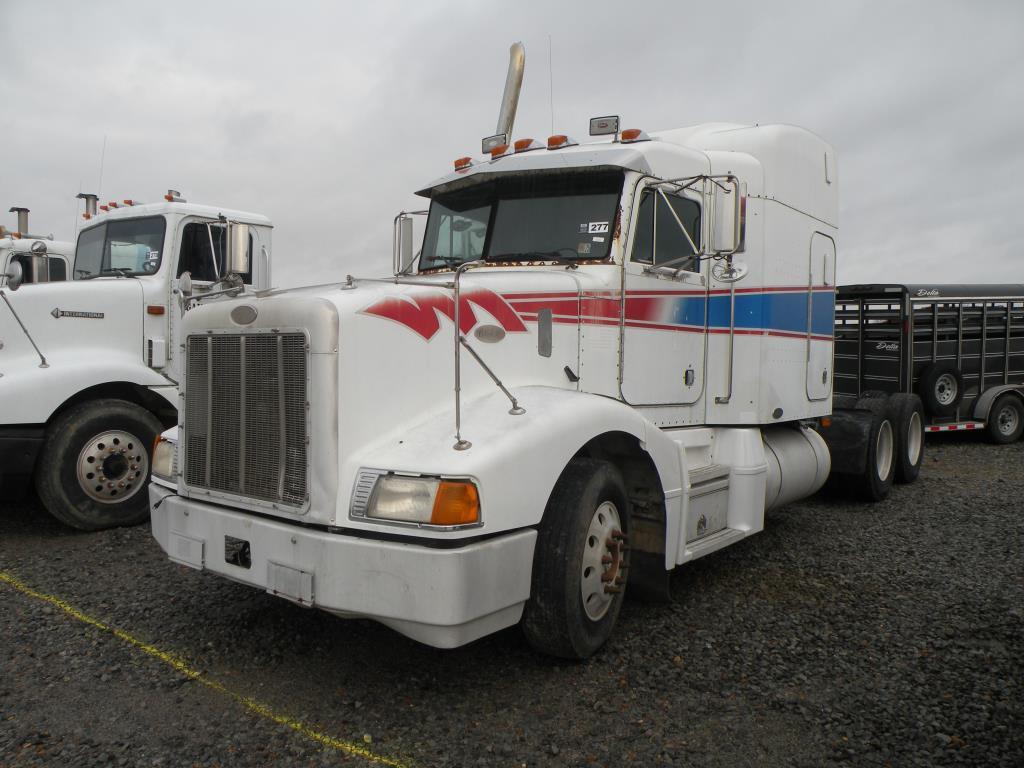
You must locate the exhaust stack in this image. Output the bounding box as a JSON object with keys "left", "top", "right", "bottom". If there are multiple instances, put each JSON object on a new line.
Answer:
{"left": 495, "top": 42, "right": 525, "bottom": 141}
{"left": 77, "top": 192, "right": 99, "bottom": 218}
{"left": 9, "top": 207, "right": 28, "bottom": 235}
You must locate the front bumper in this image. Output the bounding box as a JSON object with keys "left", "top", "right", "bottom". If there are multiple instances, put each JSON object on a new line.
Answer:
{"left": 149, "top": 485, "right": 536, "bottom": 648}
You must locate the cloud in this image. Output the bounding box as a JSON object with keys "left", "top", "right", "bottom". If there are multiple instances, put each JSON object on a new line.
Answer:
{"left": 2, "top": 0, "right": 1022, "bottom": 287}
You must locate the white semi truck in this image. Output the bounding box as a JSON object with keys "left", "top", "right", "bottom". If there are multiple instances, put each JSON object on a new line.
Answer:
{"left": 1, "top": 207, "right": 74, "bottom": 286}
{"left": 148, "top": 46, "right": 922, "bottom": 658}
{"left": 0, "top": 191, "right": 273, "bottom": 529}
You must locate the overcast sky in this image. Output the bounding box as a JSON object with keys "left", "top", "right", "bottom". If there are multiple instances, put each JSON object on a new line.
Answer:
{"left": 2, "top": 1, "right": 1022, "bottom": 287}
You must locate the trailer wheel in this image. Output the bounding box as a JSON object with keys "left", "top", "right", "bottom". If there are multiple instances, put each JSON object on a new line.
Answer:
{"left": 35, "top": 399, "right": 161, "bottom": 531}
{"left": 853, "top": 402, "right": 896, "bottom": 502}
{"left": 986, "top": 393, "right": 1024, "bottom": 444}
{"left": 918, "top": 362, "right": 963, "bottom": 417}
{"left": 522, "top": 458, "right": 630, "bottom": 659}
{"left": 888, "top": 394, "right": 925, "bottom": 484}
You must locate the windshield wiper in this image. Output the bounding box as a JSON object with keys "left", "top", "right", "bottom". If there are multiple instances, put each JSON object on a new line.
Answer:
{"left": 486, "top": 250, "right": 580, "bottom": 267}
{"left": 80, "top": 268, "right": 137, "bottom": 280}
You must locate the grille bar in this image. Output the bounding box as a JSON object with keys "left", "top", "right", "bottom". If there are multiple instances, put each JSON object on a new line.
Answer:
{"left": 185, "top": 332, "right": 308, "bottom": 508}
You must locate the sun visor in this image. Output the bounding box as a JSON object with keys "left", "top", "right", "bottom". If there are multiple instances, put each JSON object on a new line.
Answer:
{"left": 416, "top": 146, "right": 653, "bottom": 198}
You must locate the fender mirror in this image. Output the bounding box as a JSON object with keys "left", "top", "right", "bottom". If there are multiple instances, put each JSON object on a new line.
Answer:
{"left": 3, "top": 260, "right": 24, "bottom": 291}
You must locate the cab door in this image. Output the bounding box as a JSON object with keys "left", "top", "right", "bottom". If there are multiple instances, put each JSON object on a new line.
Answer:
{"left": 619, "top": 182, "right": 707, "bottom": 415}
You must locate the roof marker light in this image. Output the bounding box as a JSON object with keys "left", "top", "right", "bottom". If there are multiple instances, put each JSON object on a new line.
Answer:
{"left": 513, "top": 138, "right": 543, "bottom": 153}
{"left": 107, "top": 201, "right": 119, "bottom": 208}
{"left": 620, "top": 128, "right": 650, "bottom": 143}
{"left": 453, "top": 156, "right": 473, "bottom": 171}
{"left": 547, "top": 134, "right": 578, "bottom": 150}
{"left": 123, "top": 199, "right": 135, "bottom": 206}
{"left": 99, "top": 205, "right": 110, "bottom": 212}
{"left": 489, "top": 143, "right": 512, "bottom": 160}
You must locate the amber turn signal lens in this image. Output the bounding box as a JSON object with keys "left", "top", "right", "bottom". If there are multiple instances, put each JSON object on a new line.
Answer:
{"left": 147, "top": 305, "right": 166, "bottom": 315}
{"left": 489, "top": 144, "right": 510, "bottom": 158}
{"left": 547, "top": 134, "right": 568, "bottom": 148}
{"left": 430, "top": 480, "right": 480, "bottom": 526}
{"left": 820, "top": 417, "right": 832, "bottom": 428}
{"left": 621, "top": 128, "right": 642, "bottom": 141}
{"left": 454, "top": 156, "right": 472, "bottom": 170}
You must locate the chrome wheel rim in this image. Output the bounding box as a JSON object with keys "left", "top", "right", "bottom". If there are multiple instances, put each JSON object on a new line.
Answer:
{"left": 76, "top": 430, "right": 148, "bottom": 504}
{"left": 876, "top": 420, "right": 894, "bottom": 482}
{"left": 906, "top": 411, "right": 923, "bottom": 465}
{"left": 935, "top": 373, "right": 958, "bottom": 406}
{"left": 997, "top": 404, "right": 1019, "bottom": 436}
{"left": 580, "top": 501, "right": 625, "bottom": 622}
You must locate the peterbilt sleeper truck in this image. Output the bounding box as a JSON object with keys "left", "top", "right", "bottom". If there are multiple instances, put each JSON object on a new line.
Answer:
{"left": 0, "top": 191, "right": 272, "bottom": 529}
{"left": 147, "top": 46, "right": 924, "bottom": 658}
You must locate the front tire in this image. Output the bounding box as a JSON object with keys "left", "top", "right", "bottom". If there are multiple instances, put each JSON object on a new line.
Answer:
{"left": 35, "top": 399, "right": 162, "bottom": 531}
{"left": 986, "top": 393, "right": 1024, "bottom": 444}
{"left": 522, "top": 458, "right": 630, "bottom": 659}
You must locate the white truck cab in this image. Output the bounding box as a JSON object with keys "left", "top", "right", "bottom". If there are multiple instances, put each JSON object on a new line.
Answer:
{"left": 1, "top": 207, "right": 73, "bottom": 286}
{"left": 0, "top": 190, "right": 272, "bottom": 530}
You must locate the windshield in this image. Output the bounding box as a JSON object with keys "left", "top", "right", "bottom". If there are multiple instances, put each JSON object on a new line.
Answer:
{"left": 74, "top": 216, "right": 166, "bottom": 279}
{"left": 419, "top": 169, "right": 623, "bottom": 271}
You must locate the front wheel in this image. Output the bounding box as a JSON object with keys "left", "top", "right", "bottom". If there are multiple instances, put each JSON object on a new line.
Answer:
{"left": 35, "top": 399, "right": 162, "bottom": 531}
{"left": 987, "top": 394, "right": 1024, "bottom": 444}
{"left": 522, "top": 458, "right": 630, "bottom": 659}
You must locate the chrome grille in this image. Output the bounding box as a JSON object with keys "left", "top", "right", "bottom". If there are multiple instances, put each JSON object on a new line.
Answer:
{"left": 184, "top": 332, "right": 308, "bottom": 507}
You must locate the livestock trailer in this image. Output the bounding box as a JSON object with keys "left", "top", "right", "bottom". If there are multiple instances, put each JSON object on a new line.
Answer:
{"left": 834, "top": 284, "right": 1024, "bottom": 443}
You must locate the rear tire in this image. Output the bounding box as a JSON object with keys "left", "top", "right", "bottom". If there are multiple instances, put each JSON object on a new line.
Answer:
{"left": 854, "top": 401, "right": 896, "bottom": 502}
{"left": 35, "top": 399, "right": 161, "bottom": 531}
{"left": 918, "top": 362, "right": 963, "bottom": 417}
{"left": 888, "top": 394, "right": 925, "bottom": 484}
{"left": 522, "top": 458, "right": 630, "bottom": 659}
{"left": 986, "top": 393, "right": 1024, "bottom": 444}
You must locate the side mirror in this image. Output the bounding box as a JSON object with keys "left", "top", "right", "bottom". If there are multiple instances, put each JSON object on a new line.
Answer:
{"left": 227, "top": 223, "right": 251, "bottom": 276}
{"left": 711, "top": 177, "right": 746, "bottom": 255}
{"left": 393, "top": 213, "right": 415, "bottom": 274}
{"left": 4, "top": 260, "right": 24, "bottom": 291}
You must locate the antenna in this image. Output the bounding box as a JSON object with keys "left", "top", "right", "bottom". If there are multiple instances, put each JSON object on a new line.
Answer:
{"left": 548, "top": 35, "right": 555, "bottom": 135}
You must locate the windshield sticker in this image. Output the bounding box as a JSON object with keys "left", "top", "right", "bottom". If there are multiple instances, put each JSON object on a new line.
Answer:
{"left": 577, "top": 242, "right": 592, "bottom": 255}
{"left": 588, "top": 222, "right": 609, "bottom": 234}
{"left": 592, "top": 236, "right": 605, "bottom": 243}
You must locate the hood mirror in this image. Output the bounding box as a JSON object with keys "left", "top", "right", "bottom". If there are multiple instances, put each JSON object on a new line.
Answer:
{"left": 3, "top": 260, "right": 24, "bottom": 291}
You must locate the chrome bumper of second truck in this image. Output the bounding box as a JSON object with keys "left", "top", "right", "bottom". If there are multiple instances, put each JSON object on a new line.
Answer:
{"left": 149, "top": 485, "right": 537, "bottom": 648}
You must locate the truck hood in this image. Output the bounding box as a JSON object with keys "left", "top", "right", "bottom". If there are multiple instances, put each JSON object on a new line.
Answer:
{"left": 0, "top": 279, "right": 150, "bottom": 394}
{"left": 178, "top": 266, "right": 615, "bottom": 524}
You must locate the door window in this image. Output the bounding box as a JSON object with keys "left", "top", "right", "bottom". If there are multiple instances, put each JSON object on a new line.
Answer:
{"left": 630, "top": 189, "right": 701, "bottom": 272}
{"left": 177, "top": 223, "right": 252, "bottom": 284}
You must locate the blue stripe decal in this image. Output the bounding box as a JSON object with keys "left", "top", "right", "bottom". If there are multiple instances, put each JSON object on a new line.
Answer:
{"left": 667, "top": 291, "right": 834, "bottom": 337}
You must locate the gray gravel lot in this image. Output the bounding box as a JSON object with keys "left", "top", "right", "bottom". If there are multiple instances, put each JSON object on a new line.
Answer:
{"left": 1, "top": 435, "right": 1021, "bottom": 767}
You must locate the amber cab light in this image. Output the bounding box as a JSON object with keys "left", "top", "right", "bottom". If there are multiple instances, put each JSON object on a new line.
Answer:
{"left": 513, "top": 138, "right": 542, "bottom": 153}
{"left": 489, "top": 143, "right": 510, "bottom": 159}
{"left": 454, "top": 156, "right": 473, "bottom": 170}
{"left": 620, "top": 128, "right": 650, "bottom": 143}
{"left": 430, "top": 480, "right": 480, "bottom": 526}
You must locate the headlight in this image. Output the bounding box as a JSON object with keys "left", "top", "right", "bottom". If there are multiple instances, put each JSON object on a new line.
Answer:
{"left": 365, "top": 474, "right": 480, "bottom": 527}
{"left": 151, "top": 435, "right": 177, "bottom": 482}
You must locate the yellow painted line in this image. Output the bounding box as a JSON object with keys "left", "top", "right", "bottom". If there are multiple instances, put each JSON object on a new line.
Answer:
{"left": 0, "top": 570, "right": 413, "bottom": 768}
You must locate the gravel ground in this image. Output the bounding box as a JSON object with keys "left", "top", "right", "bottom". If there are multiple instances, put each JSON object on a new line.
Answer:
{"left": 1, "top": 435, "right": 1021, "bottom": 768}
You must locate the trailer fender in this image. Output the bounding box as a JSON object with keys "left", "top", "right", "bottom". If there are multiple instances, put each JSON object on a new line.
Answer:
{"left": 342, "top": 385, "right": 684, "bottom": 541}
{"left": 972, "top": 384, "right": 1024, "bottom": 421}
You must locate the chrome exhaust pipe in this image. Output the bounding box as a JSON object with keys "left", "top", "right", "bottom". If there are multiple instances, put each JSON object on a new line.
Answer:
{"left": 77, "top": 192, "right": 99, "bottom": 217}
{"left": 8, "top": 207, "right": 28, "bottom": 235}
{"left": 495, "top": 42, "right": 525, "bottom": 140}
